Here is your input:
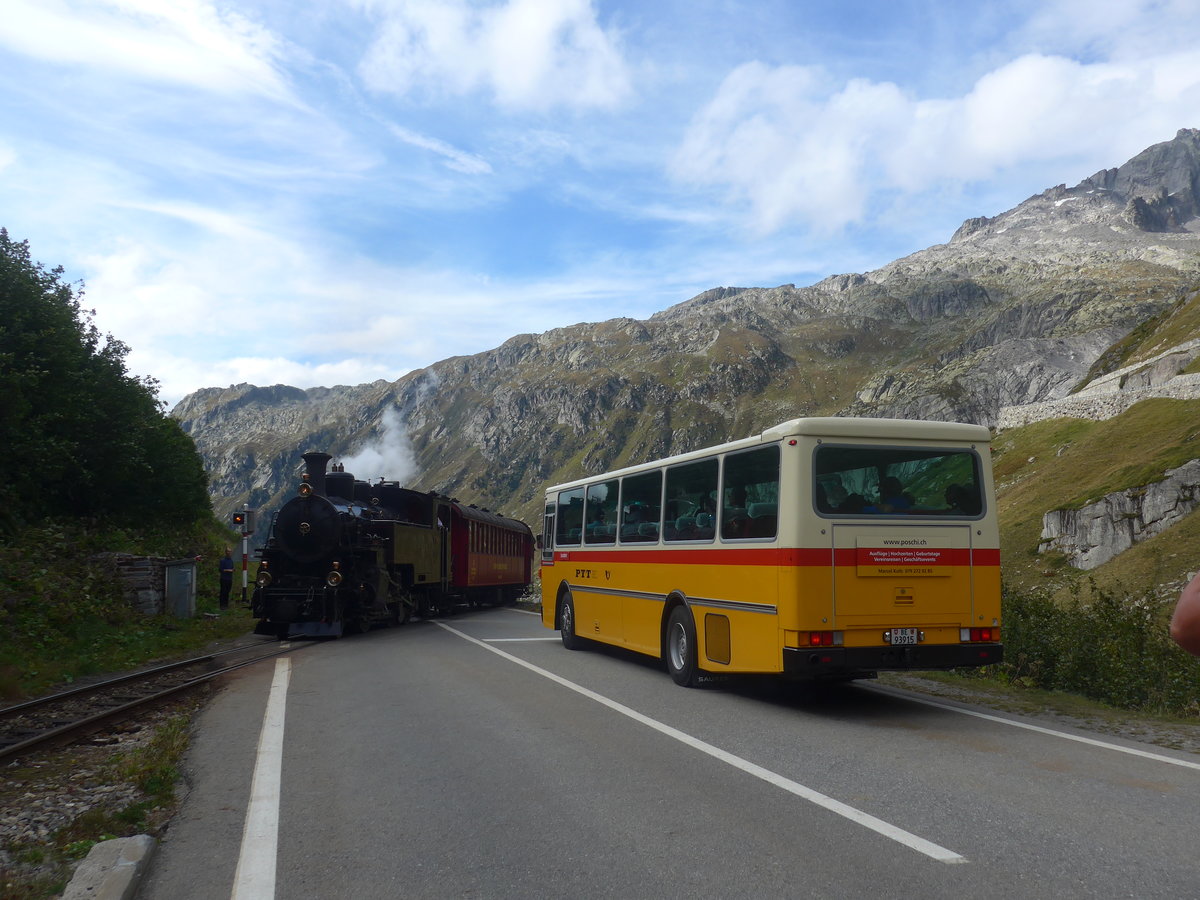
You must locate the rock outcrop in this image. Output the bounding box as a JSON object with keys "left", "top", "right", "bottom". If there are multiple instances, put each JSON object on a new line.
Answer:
{"left": 1039, "top": 460, "right": 1200, "bottom": 569}
{"left": 998, "top": 353, "right": 1200, "bottom": 428}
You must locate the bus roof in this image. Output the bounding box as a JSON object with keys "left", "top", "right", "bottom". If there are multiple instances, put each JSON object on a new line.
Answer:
{"left": 545, "top": 416, "right": 992, "bottom": 494}
{"left": 764, "top": 416, "right": 991, "bottom": 442}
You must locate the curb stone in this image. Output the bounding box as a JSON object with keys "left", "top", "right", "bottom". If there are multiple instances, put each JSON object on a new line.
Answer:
{"left": 62, "top": 835, "right": 155, "bottom": 900}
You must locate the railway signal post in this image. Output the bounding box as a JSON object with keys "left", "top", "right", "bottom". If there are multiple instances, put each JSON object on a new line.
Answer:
{"left": 231, "top": 507, "right": 257, "bottom": 605}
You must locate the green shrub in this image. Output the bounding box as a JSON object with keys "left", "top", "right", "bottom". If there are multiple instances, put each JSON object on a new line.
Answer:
{"left": 0, "top": 518, "right": 246, "bottom": 698}
{"left": 998, "top": 582, "right": 1200, "bottom": 716}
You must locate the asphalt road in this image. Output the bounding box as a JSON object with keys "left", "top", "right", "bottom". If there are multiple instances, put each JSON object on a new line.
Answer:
{"left": 140, "top": 607, "right": 1200, "bottom": 899}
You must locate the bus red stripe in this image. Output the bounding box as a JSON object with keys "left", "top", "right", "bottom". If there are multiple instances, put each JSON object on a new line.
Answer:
{"left": 547, "top": 547, "right": 998, "bottom": 567}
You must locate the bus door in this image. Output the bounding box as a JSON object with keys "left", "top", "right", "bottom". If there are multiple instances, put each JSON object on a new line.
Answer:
{"left": 542, "top": 504, "right": 556, "bottom": 565}
{"left": 831, "top": 524, "right": 974, "bottom": 624}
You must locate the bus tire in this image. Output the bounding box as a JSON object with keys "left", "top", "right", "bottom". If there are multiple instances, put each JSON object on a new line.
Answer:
{"left": 559, "top": 591, "right": 585, "bottom": 650}
{"left": 666, "top": 605, "right": 699, "bottom": 687}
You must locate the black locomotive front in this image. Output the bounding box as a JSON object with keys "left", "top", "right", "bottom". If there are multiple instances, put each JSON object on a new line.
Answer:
{"left": 251, "top": 448, "right": 534, "bottom": 639}
{"left": 252, "top": 451, "right": 395, "bottom": 639}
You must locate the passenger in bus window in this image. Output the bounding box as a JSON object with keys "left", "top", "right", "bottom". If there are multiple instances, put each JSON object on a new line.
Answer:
{"left": 839, "top": 492, "right": 867, "bottom": 513}
{"left": 824, "top": 480, "right": 848, "bottom": 512}
{"left": 945, "top": 483, "right": 981, "bottom": 516}
{"left": 1169, "top": 572, "right": 1200, "bottom": 656}
{"left": 722, "top": 485, "right": 751, "bottom": 537}
{"left": 879, "top": 477, "right": 913, "bottom": 512}
{"left": 621, "top": 502, "right": 647, "bottom": 541}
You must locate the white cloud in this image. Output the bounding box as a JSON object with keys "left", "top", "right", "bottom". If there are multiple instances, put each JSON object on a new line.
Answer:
{"left": 672, "top": 46, "right": 1200, "bottom": 234}
{"left": 1020, "top": 0, "right": 1200, "bottom": 60}
{"left": 671, "top": 62, "right": 911, "bottom": 234}
{"left": 0, "top": 0, "right": 296, "bottom": 103}
{"left": 71, "top": 200, "right": 640, "bottom": 409}
{"left": 387, "top": 123, "right": 492, "bottom": 174}
{"left": 354, "top": 0, "right": 631, "bottom": 111}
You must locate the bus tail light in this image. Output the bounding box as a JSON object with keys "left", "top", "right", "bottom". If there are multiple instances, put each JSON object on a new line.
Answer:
{"left": 961, "top": 627, "right": 1000, "bottom": 642}
{"left": 807, "top": 631, "right": 843, "bottom": 647}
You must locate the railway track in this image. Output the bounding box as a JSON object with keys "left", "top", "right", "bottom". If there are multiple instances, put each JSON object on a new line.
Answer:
{"left": 0, "top": 640, "right": 303, "bottom": 762}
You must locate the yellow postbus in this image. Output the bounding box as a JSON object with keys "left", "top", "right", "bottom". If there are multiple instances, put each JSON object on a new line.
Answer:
{"left": 539, "top": 417, "right": 1002, "bottom": 686}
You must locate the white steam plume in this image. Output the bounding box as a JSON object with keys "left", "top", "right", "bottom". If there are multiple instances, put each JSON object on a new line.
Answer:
{"left": 339, "top": 406, "right": 418, "bottom": 484}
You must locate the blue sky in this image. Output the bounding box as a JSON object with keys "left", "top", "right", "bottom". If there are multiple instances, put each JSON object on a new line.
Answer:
{"left": 2, "top": 0, "right": 1198, "bottom": 409}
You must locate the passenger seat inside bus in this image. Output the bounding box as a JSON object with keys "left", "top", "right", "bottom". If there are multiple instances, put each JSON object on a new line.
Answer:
{"left": 747, "top": 502, "right": 778, "bottom": 537}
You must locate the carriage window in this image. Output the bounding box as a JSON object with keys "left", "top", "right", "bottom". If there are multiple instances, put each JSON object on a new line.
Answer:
{"left": 556, "top": 488, "right": 585, "bottom": 545}
{"left": 584, "top": 480, "right": 619, "bottom": 544}
{"left": 620, "top": 470, "right": 663, "bottom": 543}
{"left": 722, "top": 446, "right": 779, "bottom": 539}
{"left": 814, "top": 445, "right": 983, "bottom": 517}
{"left": 664, "top": 458, "right": 718, "bottom": 542}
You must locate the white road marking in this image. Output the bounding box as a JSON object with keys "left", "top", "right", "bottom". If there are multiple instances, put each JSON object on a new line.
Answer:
{"left": 231, "top": 657, "right": 291, "bottom": 900}
{"left": 866, "top": 684, "right": 1200, "bottom": 771}
{"left": 485, "top": 637, "right": 561, "bottom": 642}
{"left": 434, "top": 622, "right": 965, "bottom": 864}
{"left": 503, "top": 607, "right": 542, "bottom": 616}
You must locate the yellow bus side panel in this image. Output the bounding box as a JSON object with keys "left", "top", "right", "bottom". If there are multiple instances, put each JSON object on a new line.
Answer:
{"left": 543, "top": 554, "right": 790, "bottom": 673}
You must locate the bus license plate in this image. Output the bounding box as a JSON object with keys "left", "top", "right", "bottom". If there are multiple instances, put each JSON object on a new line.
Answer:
{"left": 891, "top": 628, "right": 918, "bottom": 645}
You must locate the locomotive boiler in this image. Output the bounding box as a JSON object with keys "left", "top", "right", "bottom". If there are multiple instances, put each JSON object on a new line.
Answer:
{"left": 251, "top": 451, "right": 534, "bottom": 639}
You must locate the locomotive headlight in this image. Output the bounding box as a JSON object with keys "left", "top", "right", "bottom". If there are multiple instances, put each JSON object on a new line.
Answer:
{"left": 298, "top": 482, "right": 314, "bottom": 497}
{"left": 256, "top": 569, "right": 273, "bottom": 588}
{"left": 326, "top": 562, "right": 343, "bottom": 587}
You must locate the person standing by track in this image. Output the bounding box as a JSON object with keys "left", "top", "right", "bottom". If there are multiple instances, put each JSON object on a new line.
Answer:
{"left": 218, "top": 548, "right": 234, "bottom": 611}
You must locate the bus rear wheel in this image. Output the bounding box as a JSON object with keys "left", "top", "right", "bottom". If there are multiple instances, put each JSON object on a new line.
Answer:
{"left": 559, "top": 592, "right": 585, "bottom": 650}
{"left": 666, "top": 606, "right": 699, "bottom": 687}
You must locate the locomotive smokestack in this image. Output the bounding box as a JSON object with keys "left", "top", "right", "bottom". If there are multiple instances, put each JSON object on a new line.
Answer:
{"left": 302, "top": 451, "right": 332, "bottom": 497}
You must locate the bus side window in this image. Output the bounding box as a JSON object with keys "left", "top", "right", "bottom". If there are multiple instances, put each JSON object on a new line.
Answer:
{"left": 620, "top": 470, "right": 663, "bottom": 543}
{"left": 665, "top": 458, "right": 718, "bottom": 542}
{"left": 585, "top": 480, "right": 619, "bottom": 544}
{"left": 556, "top": 488, "right": 584, "bottom": 545}
{"left": 722, "top": 445, "right": 779, "bottom": 539}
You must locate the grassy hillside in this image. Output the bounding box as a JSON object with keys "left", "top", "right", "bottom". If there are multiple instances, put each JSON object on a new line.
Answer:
{"left": 994, "top": 398, "right": 1200, "bottom": 597}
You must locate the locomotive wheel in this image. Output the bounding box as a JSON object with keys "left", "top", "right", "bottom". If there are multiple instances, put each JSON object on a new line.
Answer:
{"left": 666, "top": 605, "right": 699, "bottom": 687}
{"left": 559, "top": 591, "right": 585, "bottom": 650}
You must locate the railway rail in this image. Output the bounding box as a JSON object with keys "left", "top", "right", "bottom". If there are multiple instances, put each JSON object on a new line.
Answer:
{"left": 0, "top": 640, "right": 303, "bottom": 762}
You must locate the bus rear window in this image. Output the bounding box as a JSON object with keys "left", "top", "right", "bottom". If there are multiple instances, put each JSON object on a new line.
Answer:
{"left": 814, "top": 445, "right": 982, "bottom": 517}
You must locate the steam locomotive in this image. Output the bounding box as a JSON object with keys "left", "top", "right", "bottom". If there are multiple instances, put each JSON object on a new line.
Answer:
{"left": 251, "top": 451, "right": 534, "bottom": 639}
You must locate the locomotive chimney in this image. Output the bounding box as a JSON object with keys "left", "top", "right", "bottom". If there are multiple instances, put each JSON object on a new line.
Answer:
{"left": 302, "top": 451, "right": 332, "bottom": 497}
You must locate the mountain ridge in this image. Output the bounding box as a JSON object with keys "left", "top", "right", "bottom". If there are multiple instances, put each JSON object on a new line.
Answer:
{"left": 174, "top": 129, "right": 1200, "bottom": 577}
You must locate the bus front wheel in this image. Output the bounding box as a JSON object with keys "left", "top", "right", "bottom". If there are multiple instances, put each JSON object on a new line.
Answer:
{"left": 666, "top": 606, "right": 699, "bottom": 687}
{"left": 559, "top": 592, "right": 585, "bottom": 650}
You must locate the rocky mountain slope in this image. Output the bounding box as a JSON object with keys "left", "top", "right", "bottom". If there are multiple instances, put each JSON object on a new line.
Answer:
{"left": 174, "top": 128, "right": 1200, "bottom": 550}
